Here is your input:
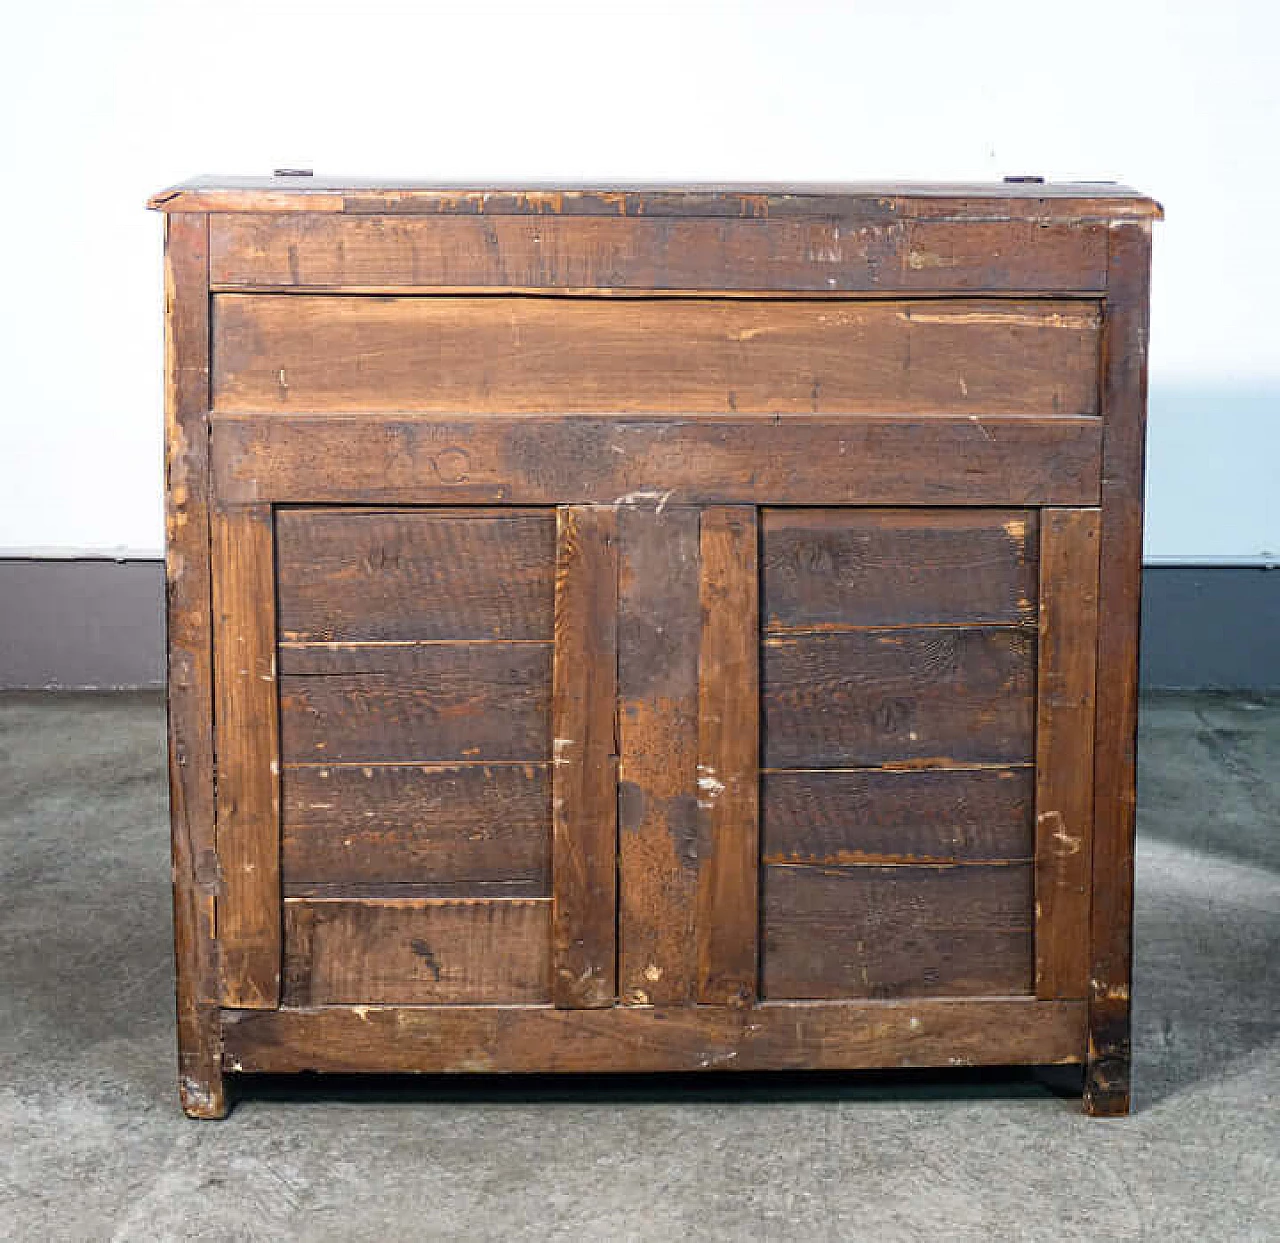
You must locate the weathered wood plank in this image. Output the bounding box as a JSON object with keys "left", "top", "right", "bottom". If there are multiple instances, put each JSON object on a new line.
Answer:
{"left": 162, "top": 211, "right": 225, "bottom": 1118}
{"left": 1035, "top": 510, "right": 1101, "bottom": 1000}
{"left": 281, "top": 763, "right": 550, "bottom": 890}
{"left": 762, "top": 508, "right": 1038, "bottom": 631}
{"left": 696, "top": 508, "right": 760, "bottom": 1006}
{"left": 617, "top": 505, "right": 701, "bottom": 1006}
{"left": 282, "top": 898, "right": 551, "bottom": 1005}
{"left": 762, "top": 767, "right": 1034, "bottom": 865}
{"left": 212, "top": 295, "right": 1101, "bottom": 416}
{"left": 762, "top": 627, "right": 1036, "bottom": 768}
{"left": 275, "top": 508, "right": 555, "bottom": 643}
{"left": 211, "top": 503, "right": 281, "bottom": 1010}
{"left": 212, "top": 412, "right": 1104, "bottom": 508}
{"left": 1086, "top": 223, "right": 1154, "bottom": 1116}
{"left": 278, "top": 646, "right": 551, "bottom": 763}
{"left": 222, "top": 998, "right": 1088, "bottom": 1074}
{"left": 551, "top": 507, "right": 619, "bottom": 1008}
{"left": 762, "top": 863, "right": 1035, "bottom": 999}
{"left": 208, "top": 213, "right": 1111, "bottom": 292}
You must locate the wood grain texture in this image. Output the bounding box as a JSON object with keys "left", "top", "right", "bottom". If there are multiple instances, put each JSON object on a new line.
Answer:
{"left": 1086, "top": 223, "right": 1154, "bottom": 1117}
{"left": 162, "top": 212, "right": 225, "bottom": 1118}
{"left": 212, "top": 412, "right": 1104, "bottom": 508}
{"left": 617, "top": 505, "right": 701, "bottom": 1006}
{"left": 212, "top": 294, "right": 1101, "bottom": 416}
{"left": 1035, "top": 510, "right": 1101, "bottom": 1000}
{"left": 211, "top": 504, "right": 281, "bottom": 1008}
{"left": 696, "top": 508, "right": 760, "bottom": 1007}
{"left": 762, "top": 627, "right": 1036, "bottom": 768}
{"left": 207, "top": 213, "right": 1111, "bottom": 292}
{"left": 222, "top": 998, "right": 1087, "bottom": 1074}
{"left": 281, "top": 763, "right": 550, "bottom": 891}
{"left": 762, "top": 863, "right": 1035, "bottom": 999}
{"left": 762, "top": 767, "right": 1034, "bottom": 865}
{"left": 275, "top": 508, "right": 555, "bottom": 642}
{"left": 762, "top": 508, "right": 1038, "bottom": 631}
{"left": 278, "top": 646, "right": 551, "bottom": 763}
{"left": 151, "top": 174, "right": 1161, "bottom": 221}
{"left": 551, "top": 507, "right": 619, "bottom": 1008}
{"left": 282, "top": 898, "right": 551, "bottom": 1005}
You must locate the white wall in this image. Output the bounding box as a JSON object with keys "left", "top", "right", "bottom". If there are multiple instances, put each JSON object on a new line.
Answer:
{"left": 1, "top": 0, "right": 1276, "bottom": 560}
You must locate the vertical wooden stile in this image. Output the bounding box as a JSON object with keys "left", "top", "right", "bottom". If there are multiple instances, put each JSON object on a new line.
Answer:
{"left": 163, "top": 212, "right": 226, "bottom": 1117}
{"left": 551, "top": 506, "right": 619, "bottom": 1007}
{"left": 211, "top": 503, "right": 282, "bottom": 1008}
{"left": 1034, "top": 508, "right": 1101, "bottom": 1000}
{"left": 696, "top": 508, "right": 760, "bottom": 1006}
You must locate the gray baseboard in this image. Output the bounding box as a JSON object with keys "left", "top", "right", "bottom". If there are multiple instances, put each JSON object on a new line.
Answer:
{"left": 1, "top": 558, "right": 1277, "bottom": 691}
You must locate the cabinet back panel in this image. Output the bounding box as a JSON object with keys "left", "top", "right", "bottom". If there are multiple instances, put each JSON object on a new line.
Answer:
{"left": 211, "top": 295, "right": 1101, "bottom": 416}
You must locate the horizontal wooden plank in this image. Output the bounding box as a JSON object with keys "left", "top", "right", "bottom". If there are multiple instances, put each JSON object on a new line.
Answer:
{"left": 762, "top": 508, "right": 1038, "bottom": 631}
{"left": 762, "top": 627, "right": 1036, "bottom": 768}
{"left": 277, "top": 640, "right": 550, "bottom": 675}
{"left": 762, "top": 863, "right": 1035, "bottom": 999}
{"left": 221, "top": 998, "right": 1087, "bottom": 1074}
{"left": 279, "top": 646, "right": 551, "bottom": 763}
{"left": 281, "top": 763, "right": 550, "bottom": 890}
{"left": 208, "top": 214, "right": 1110, "bottom": 292}
{"left": 283, "top": 898, "right": 551, "bottom": 1005}
{"left": 212, "top": 413, "right": 1103, "bottom": 507}
{"left": 212, "top": 295, "right": 1100, "bottom": 416}
{"left": 762, "top": 767, "right": 1034, "bottom": 864}
{"left": 276, "top": 508, "right": 555, "bottom": 643}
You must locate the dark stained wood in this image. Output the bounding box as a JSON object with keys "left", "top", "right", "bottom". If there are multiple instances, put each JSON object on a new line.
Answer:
{"left": 275, "top": 508, "right": 555, "bottom": 642}
{"left": 1086, "top": 223, "right": 1154, "bottom": 1117}
{"left": 617, "top": 504, "right": 702, "bottom": 1006}
{"left": 762, "top": 508, "right": 1038, "bottom": 631}
{"left": 282, "top": 898, "right": 551, "bottom": 1005}
{"left": 1036, "top": 510, "right": 1101, "bottom": 1000}
{"left": 210, "top": 503, "right": 281, "bottom": 1009}
{"left": 277, "top": 639, "right": 551, "bottom": 675}
{"left": 762, "top": 627, "right": 1036, "bottom": 768}
{"left": 278, "top": 647, "right": 551, "bottom": 763}
{"left": 212, "top": 412, "right": 1104, "bottom": 508}
{"left": 696, "top": 508, "right": 760, "bottom": 1007}
{"left": 281, "top": 763, "right": 550, "bottom": 890}
{"left": 551, "top": 507, "right": 619, "bottom": 1007}
{"left": 222, "top": 998, "right": 1087, "bottom": 1074}
{"left": 151, "top": 174, "right": 1161, "bottom": 223}
{"left": 762, "top": 863, "right": 1035, "bottom": 999}
{"left": 212, "top": 294, "right": 1101, "bottom": 416}
{"left": 162, "top": 211, "right": 225, "bottom": 1118}
{"left": 207, "top": 213, "right": 1111, "bottom": 293}
{"left": 763, "top": 767, "right": 1034, "bottom": 865}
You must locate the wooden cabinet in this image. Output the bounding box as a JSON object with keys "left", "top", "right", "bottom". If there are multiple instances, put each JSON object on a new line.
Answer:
{"left": 151, "top": 176, "right": 1160, "bottom": 1118}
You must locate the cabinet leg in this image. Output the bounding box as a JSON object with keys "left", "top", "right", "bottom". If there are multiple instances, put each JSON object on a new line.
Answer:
{"left": 177, "top": 1005, "right": 228, "bottom": 1119}
{"left": 1084, "top": 1002, "right": 1131, "bottom": 1116}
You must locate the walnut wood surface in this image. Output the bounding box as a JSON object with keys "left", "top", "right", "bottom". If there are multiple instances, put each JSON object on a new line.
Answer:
{"left": 212, "top": 294, "right": 1101, "bottom": 416}
{"left": 212, "top": 412, "right": 1104, "bottom": 508}
{"left": 281, "top": 763, "right": 551, "bottom": 892}
{"left": 276, "top": 508, "right": 555, "bottom": 642}
{"left": 221, "top": 999, "right": 1087, "bottom": 1074}
{"left": 550, "top": 507, "right": 619, "bottom": 1007}
{"left": 762, "top": 863, "right": 1035, "bottom": 999}
{"left": 207, "top": 213, "right": 1110, "bottom": 293}
{"left": 762, "top": 508, "right": 1038, "bottom": 631}
{"left": 282, "top": 898, "right": 551, "bottom": 1005}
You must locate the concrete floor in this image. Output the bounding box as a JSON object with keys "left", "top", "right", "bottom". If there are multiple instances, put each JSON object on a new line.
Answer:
{"left": 1, "top": 692, "right": 1277, "bottom": 1242}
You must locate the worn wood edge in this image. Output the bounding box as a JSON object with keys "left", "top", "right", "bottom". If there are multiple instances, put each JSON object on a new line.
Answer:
{"left": 551, "top": 506, "right": 619, "bottom": 1008}
{"left": 696, "top": 508, "right": 760, "bottom": 1006}
{"left": 1085, "top": 221, "right": 1154, "bottom": 1118}
{"left": 163, "top": 211, "right": 227, "bottom": 1118}
{"left": 211, "top": 503, "right": 282, "bottom": 1009}
{"left": 219, "top": 998, "right": 1086, "bottom": 1073}
{"left": 1035, "top": 509, "right": 1101, "bottom": 1000}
